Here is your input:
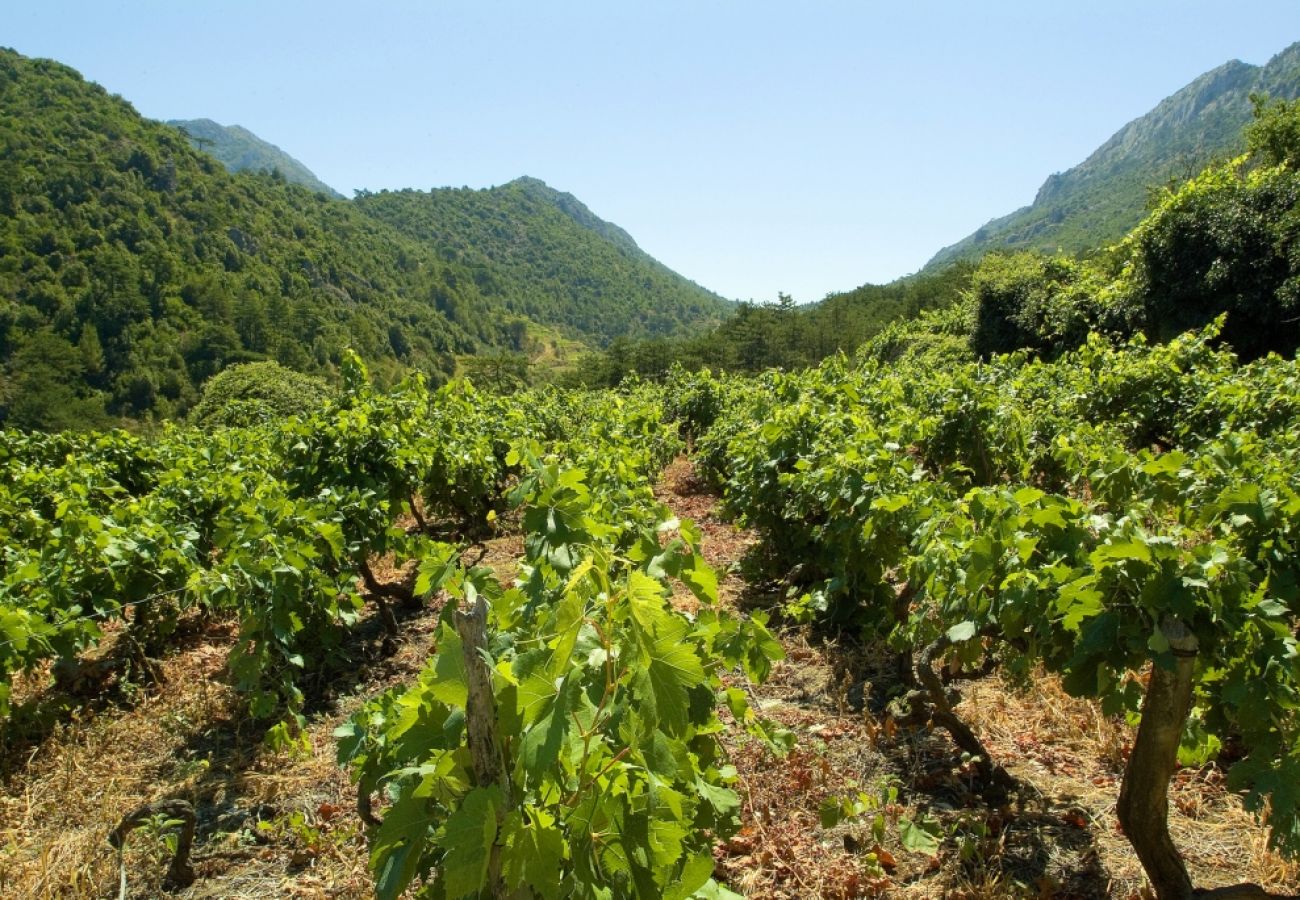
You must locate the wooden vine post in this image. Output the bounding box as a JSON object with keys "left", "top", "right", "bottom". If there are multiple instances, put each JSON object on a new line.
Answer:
{"left": 454, "top": 590, "right": 510, "bottom": 900}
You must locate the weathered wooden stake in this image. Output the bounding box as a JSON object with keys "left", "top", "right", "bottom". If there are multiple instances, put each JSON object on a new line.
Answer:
{"left": 455, "top": 593, "right": 510, "bottom": 899}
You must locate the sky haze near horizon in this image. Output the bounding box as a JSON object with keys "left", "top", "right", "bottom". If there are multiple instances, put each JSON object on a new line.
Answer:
{"left": 7, "top": 2, "right": 1300, "bottom": 302}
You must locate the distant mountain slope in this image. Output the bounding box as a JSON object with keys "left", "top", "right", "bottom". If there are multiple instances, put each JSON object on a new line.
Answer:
{"left": 353, "top": 179, "right": 733, "bottom": 343}
{"left": 925, "top": 41, "right": 1300, "bottom": 270}
{"left": 0, "top": 49, "right": 734, "bottom": 429}
{"left": 167, "top": 118, "right": 343, "bottom": 198}
{"left": 0, "top": 48, "right": 524, "bottom": 427}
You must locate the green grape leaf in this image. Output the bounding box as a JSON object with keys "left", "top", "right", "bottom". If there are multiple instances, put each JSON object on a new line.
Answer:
{"left": 519, "top": 673, "right": 581, "bottom": 777}
{"left": 635, "top": 618, "right": 706, "bottom": 735}
{"left": 898, "top": 816, "right": 941, "bottom": 855}
{"left": 438, "top": 785, "right": 501, "bottom": 900}
{"left": 431, "top": 624, "right": 469, "bottom": 709}
{"left": 500, "top": 806, "right": 565, "bottom": 900}
{"left": 693, "top": 879, "right": 745, "bottom": 899}
{"left": 371, "top": 790, "right": 436, "bottom": 900}
{"left": 664, "top": 852, "right": 715, "bottom": 900}
{"left": 1057, "top": 579, "right": 1104, "bottom": 632}
{"left": 677, "top": 556, "right": 719, "bottom": 606}
{"left": 1227, "top": 750, "right": 1300, "bottom": 855}
{"left": 695, "top": 778, "right": 740, "bottom": 818}
{"left": 1178, "top": 710, "right": 1223, "bottom": 767}
{"left": 946, "top": 620, "right": 978, "bottom": 643}
{"left": 1093, "top": 540, "right": 1153, "bottom": 564}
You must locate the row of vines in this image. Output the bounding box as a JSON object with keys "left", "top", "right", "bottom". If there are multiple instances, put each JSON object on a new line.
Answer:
{"left": 0, "top": 352, "right": 785, "bottom": 897}
{"left": 1, "top": 352, "right": 533, "bottom": 740}
{"left": 681, "top": 320, "right": 1300, "bottom": 899}
{"left": 7, "top": 315, "right": 1300, "bottom": 897}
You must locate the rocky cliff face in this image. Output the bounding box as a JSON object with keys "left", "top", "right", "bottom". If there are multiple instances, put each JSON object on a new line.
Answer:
{"left": 925, "top": 42, "right": 1300, "bottom": 270}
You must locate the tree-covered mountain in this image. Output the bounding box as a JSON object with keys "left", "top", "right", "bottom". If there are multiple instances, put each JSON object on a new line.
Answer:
{"left": 1, "top": 46, "right": 512, "bottom": 429}
{"left": 352, "top": 179, "right": 732, "bottom": 343}
{"left": 565, "top": 261, "right": 976, "bottom": 386}
{"left": 925, "top": 41, "right": 1300, "bottom": 270}
{"left": 0, "top": 48, "right": 526, "bottom": 428}
{"left": 0, "top": 49, "right": 732, "bottom": 429}
{"left": 167, "top": 118, "right": 343, "bottom": 198}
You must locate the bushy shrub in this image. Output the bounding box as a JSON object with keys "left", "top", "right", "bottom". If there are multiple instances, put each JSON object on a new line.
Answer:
{"left": 858, "top": 299, "right": 976, "bottom": 366}
{"left": 969, "top": 253, "right": 1123, "bottom": 359}
{"left": 188, "top": 361, "right": 332, "bottom": 427}
{"left": 1119, "top": 158, "right": 1300, "bottom": 360}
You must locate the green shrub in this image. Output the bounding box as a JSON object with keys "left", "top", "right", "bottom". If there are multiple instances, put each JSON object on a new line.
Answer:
{"left": 189, "top": 362, "right": 332, "bottom": 427}
{"left": 1119, "top": 159, "right": 1300, "bottom": 360}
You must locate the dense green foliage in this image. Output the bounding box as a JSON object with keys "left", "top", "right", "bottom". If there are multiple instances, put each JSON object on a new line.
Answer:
{"left": 569, "top": 263, "right": 975, "bottom": 385}
{"left": 187, "top": 360, "right": 332, "bottom": 427}
{"left": 1120, "top": 155, "right": 1300, "bottom": 359}
{"left": 0, "top": 49, "right": 498, "bottom": 426}
{"left": 1246, "top": 93, "right": 1300, "bottom": 167}
{"left": 855, "top": 299, "right": 976, "bottom": 368}
{"left": 167, "top": 118, "right": 344, "bottom": 198}
{"left": 926, "top": 41, "right": 1300, "bottom": 270}
{"left": 685, "top": 323, "right": 1300, "bottom": 882}
{"left": 967, "top": 253, "right": 1119, "bottom": 358}
{"left": 0, "top": 358, "right": 709, "bottom": 712}
{"left": 7, "top": 326, "right": 1300, "bottom": 895}
{"left": 0, "top": 362, "right": 786, "bottom": 897}
{"left": 353, "top": 179, "right": 732, "bottom": 346}
{"left": 963, "top": 154, "right": 1300, "bottom": 363}
{"left": 337, "top": 441, "right": 784, "bottom": 899}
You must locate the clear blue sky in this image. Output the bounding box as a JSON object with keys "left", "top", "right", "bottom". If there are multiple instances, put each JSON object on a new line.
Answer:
{"left": 8, "top": 2, "right": 1300, "bottom": 302}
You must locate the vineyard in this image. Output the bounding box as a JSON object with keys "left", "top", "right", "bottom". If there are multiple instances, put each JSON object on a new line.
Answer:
{"left": 3, "top": 327, "right": 1300, "bottom": 899}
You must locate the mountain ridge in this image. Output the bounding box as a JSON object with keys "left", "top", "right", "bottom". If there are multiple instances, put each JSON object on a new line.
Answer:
{"left": 167, "top": 117, "right": 344, "bottom": 199}
{"left": 352, "top": 179, "right": 731, "bottom": 344}
{"left": 924, "top": 41, "right": 1300, "bottom": 270}
{"left": 507, "top": 176, "right": 642, "bottom": 255}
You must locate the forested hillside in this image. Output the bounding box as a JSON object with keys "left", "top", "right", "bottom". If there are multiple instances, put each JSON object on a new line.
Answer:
{"left": 0, "top": 49, "right": 517, "bottom": 429}
{"left": 925, "top": 41, "right": 1300, "bottom": 269}
{"left": 567, "top": 262, "right": 976, "bottom": 385}
{"left": 353, "top": 178, "right": 732, "bottom": 343}
{"left": 167, "top": 118, "right": 344, "bottom": 198}
{"left": 0, "top": 49, "right": 732, "bottom": 431}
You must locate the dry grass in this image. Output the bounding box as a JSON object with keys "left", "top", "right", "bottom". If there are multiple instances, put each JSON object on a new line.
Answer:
{"left": 716, "top": 633, "right": 1300, "bottom": 898}
{"left": 958, "top": 672, "right": 1300, "bottom": 897}
{"left": 716, "top": 632, "right": 899, "bottom": 899}
{"left": 654, "top": 455, "right": 758, "bottom": 614}
{"left": 0, "top": 524, "right": 535, "bottom": 899}
{"left": 0, "top": 601, "right": 439, "bottom": 897}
